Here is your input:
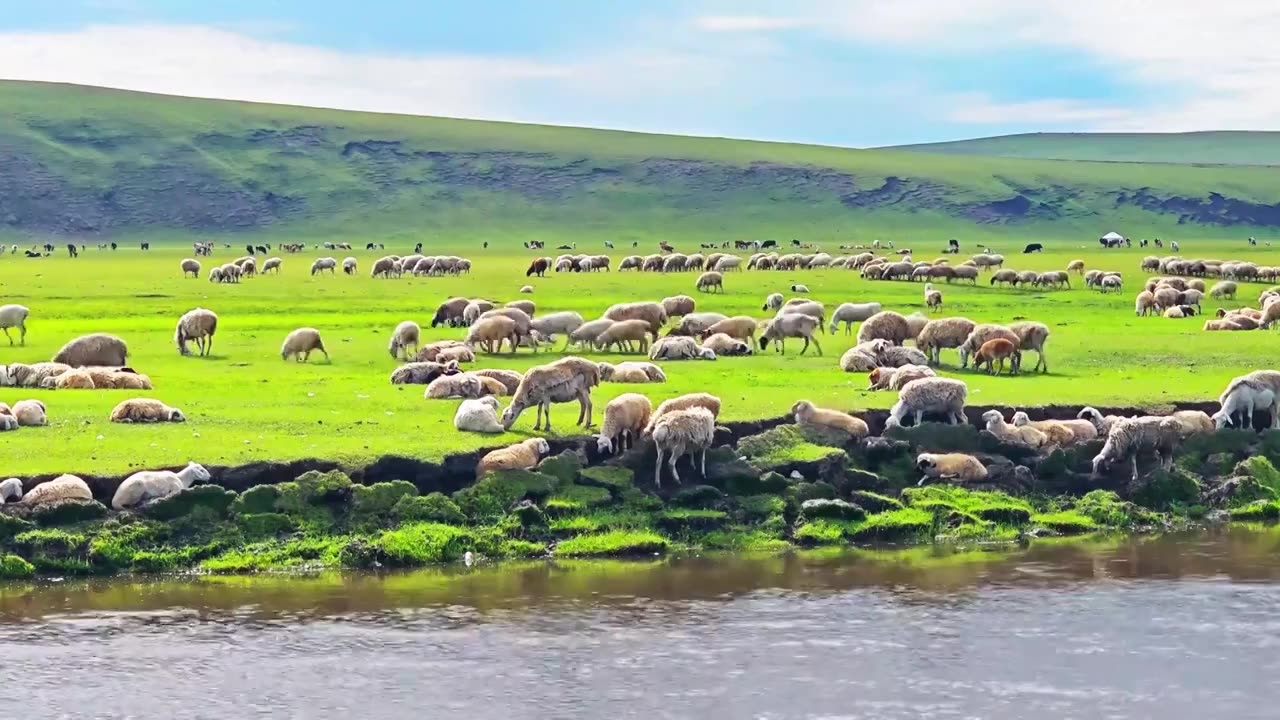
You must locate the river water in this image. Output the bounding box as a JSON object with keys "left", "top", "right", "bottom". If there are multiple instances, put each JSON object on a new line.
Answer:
{"left": 4, "top": 528, "right": 1280, "bottom": 719}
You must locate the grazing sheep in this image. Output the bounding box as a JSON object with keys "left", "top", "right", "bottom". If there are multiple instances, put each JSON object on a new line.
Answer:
{"left": 701, "top": 333, "right": 752, "bottom": 356}
{"left": 14, "top": 474, "right": 92, "bottom": 506}
{"left": 990, "top": 269, "right": 1018, "bottom": 286}
{"left": 759, "top": 313, "right": 822, "bottom": 356}
{"left": 701, "top": 316, "right": 758, "bottom": 342}
{"left": 454, "top": 396, "right": 504, "bottom": 434}
{"left": 828, "top": 302, "right": 883, "bottom": 335}
{"left": 667, "top": 312, "right": 727, "bottom": 337}
{"left": 957, "top": 324, "right": 1019, "bottom": 369}
{"left": 501, "top": 356, "right": 600, "bottom": 431}
{"left": 175, "top": 308, "right": 218, "bottom": 356}
{"left": 462, "top": 300, "right": 498, "bottom": 326}
{"left": 219, "top": 263, "right": 242, "bottom": 283}
{"left": 1067, "top": 259, "right": 1085, "bottom": 274}
{"left": 596, "top": 393, "right": 653, "bottom": 454}
{"left": 565, "top": 318, "right": 616, "bottom": 352}
{"left": 11, "top": 399, "right": 46, "bottom": 426}
{"left": 713, "top": 256, "right": 742, "bottom": 272}
{"left": 465, "top": 316, "right": 520, "bottom": 354}
{"left": 1100, "top": 275, "right": 1123, "bottom": 293}
{"left": 649, "top": 336, "right": 716, "bottom": 361}
{"left": 0, "top": 304, "right": 29, "bottom": 346}
{"left": 924, "top": 283, "right": 942, "bottom": 311}
{"left": 982, "top": 410, "right": 1047, "bottom": 447}
{"left": 973, "top": 338, "right": 1020, "bottom": 375}
{"left": 596, "top": 319, "right": 656, "bottom": 354}
{"left": 112, "top": 461, "right": 211, "bottom": 510}
{"left": 1213, "top": 370, "right": 1280, "bottom": 429}
{"left": 431, "top": 297, "right": 471, "bottom": 328}
{"left": 1008, "top": 321, "right": 1050, "bottom": 373}
{"left": 1092, "top": 416, "right": 1181, "bottom": 480}
{"left": 387, "top": 320, "right": 421, "bottom": 359}
{"left": 1011, "top": 412, "right": 1091, "bottom": 445}
{"left": 280, "top": 328, "right": 329, "bottom": 362}
{"left": 311, "top": 257, "right": 338, "bottom": 275}
{"left": 1135, "top": 290, "right": 1156, "bottom": 316}
{"left": 791, "top": 400, "right": 868, "bottom": 438}
{"left": 886, "top": 377, "right": 967, "bottom": 428}
{"left": 661, "top": 295, "right": 696, "bottom": 318}
{"left": 916, "top": 317, "right": 976, "bottom": 366}
{"left": 916, "top": 453, "right": 987, "bottom": 483}
{"left": 53, "top": 333, "right": 128, "bottom": 367}
{"left": 261, "top": 257, "right": 282, "bottom": 274}
{"left": 1210, "top": 281, "right": 1238, "bottom": 300}
{"left": 856, "top": 311, "right": 913, "bottom": 345}
{"left": 180, "top": 258, "right": 201, "bottom": 278}
{"left": 696, "top": 271, "right": 724, "bottom": 293}
{"left": 470, "top": 368, "right": 523, "bottom": 395}
{"left": 762, "top": 293, "right": 784, "bottom": 311}
{"left": 652, "top": 407, "right": 716, "bottom": 486}
{"left": 604, "top": 301, "right": 667, "bottom": 337}
{"left": 778, "top": 300, "right": 825, "bottom": 331}
{"left": 208, "top": 267, "right": 224, "bottom": 283}
{"left": 370, "top": 256, "right": 398, "bottom": 278}
{"left": 1152, "top": 286, "right": 1180, "bottom": 313}
{"left": 645, "top": 392, "right": 721, "bottom": 434}
{"left": 530, "top": 311, "right": 585, "bottom": 342}
{"left": 109, "top": 398, "right": 185, "bottom": 423}
{"left": 389, "top": 361, "right": 458, "bottom": 385}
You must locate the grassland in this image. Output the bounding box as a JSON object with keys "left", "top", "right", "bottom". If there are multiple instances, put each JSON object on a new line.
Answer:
{"left": 2, "top": 237, "right": 1279, "bottom": 477}
{"left": 886, "top": 131, "right": 1280, "bottom": 166}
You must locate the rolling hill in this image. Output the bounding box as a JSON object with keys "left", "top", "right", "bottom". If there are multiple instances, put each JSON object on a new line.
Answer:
{"left": 884, "top": 131, "right": 1280, "bottom": 167}
{"left": 2, "top": 81, "right": 1280, "bottom": 242}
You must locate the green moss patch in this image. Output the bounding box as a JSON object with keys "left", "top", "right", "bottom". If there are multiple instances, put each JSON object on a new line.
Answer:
{"left": 1073, "top": 490, "right": 1160, "bottom": 528}
{"left": 578, "top": 465, "right": 635, "bottom": 491}
{"left": 1230, "top": 501, "right": 1280, "bottom": 522}
{"left": 452, "top": 469, "right": 556, "bottom": 522}
{"left": 1030, "top": 511, "right": 1098, "bottom": 535}
{"left": 738, "top": 426, "right": 847, "bottom": 471}
{"left": 794, "top": 519, "right": 847, "bottom": 545}
{"left": 392, "top": 493, "right": 465, "bottom": 524}
{"left": 537, "top": 452, "right": 583, "bottom": 484}
{"left": 144, "top": 486, "right": 236, "bottom": 521}
{"left": 234, "top": 485, "right": 280, "bottom": 515}
{"left": 656, "top": 508, "right": 728, "bottom": 533}
{"left": 237, "top": 513, "right": 297, "bottom": 540}
{"left": 850, "top": 491, "right": 903, "bottom": 514}
{"left": 0, "top": 554, "right": 34, "bottom": 579}
{"left": 846, "top": 508, "right": 934, "bottom": 542}
{"left": 202, "top": 536, "right": 349, "bottom": 573}
{"left": 553, "top": 530, "right": 668, "bottom": 557}
{"left": 351, "top": 481, "right": 419, "bottom": 520}
{"left": 738, "top": 494, "right": 786, "bottom": 521}
{"left": 31, "top": 500, "right": 109, "bottom": 527}
{"left": 903, "top": 486, "right": 1032, "bottom": 528}
{"left": 699, "top": 528, "right": 790, "bottom": 552}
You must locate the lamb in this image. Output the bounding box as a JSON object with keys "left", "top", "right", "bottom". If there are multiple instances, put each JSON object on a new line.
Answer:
{"left": 109, "top": 398, "right": 186, "bottom": 423}
{"left": 828, "top": 302, "right": 883, "bottom": 334}
{"left": 916, "top": 453, "right": 988, "bottom": 483}
{"left": 1077, "top": 406, "right": 1129, "bottom": 436}
{"left": 387, "top": 320, "right": 421, "bottom": 359}
{"left": 175, "top": 308, "right": 218, "bottom": 356}
{"left": 530, "top": 311, "right": 584, "bottom": 342}
{"left": 465, "top": 316, "right": 520, "bottom": 354}
{"left": 52, "top": 333, "right": 128, "bottom": 367}
{"left": 982, "top": 410, "right": 1047, "bottom": 447}
{"left": 1213, "top": 370, "right": 1280, "bottom": 429}
{"left": 596, "top": 319, "right": 656, "bottom": 354}
{"left": 596, "top": 393, "right": 653, "bottom": 454}
{"left": 696, "top": 271, "right": 724, "bottom": 293}
{"left": 885, "top": 377, "right": 967, "bottom": 428}
{"left": 759, "top": 313, "right": 822, "bottom": 356}
{"left": 701, "top": 332, "right": 752, "bottom": 356}
{"left": 957, "top": 324, "right": 1019, "bottom": 368}
{"left": 856, "top": 311, "right": 913, "bottom": 345}
{"left": 11, "top": 399, "right": 46, "bottom": 426}
{"left": 565, "top": 318, "right": 616, "bottom": 351}
{"left": 112, "top": 461, "right": 211, "bottom": 510}
{"left": 311, "top": 257, "right": 338, "bottom": 275}
{"left": 431, "top": 297, "right": 472, "bottom": 328}
{"left": 389, "top": 361, "right": 459, "bottom": 385}
{"left": 701, "top": 316, "right": 758, "bottom": 342}
{"left": 598, "top": 361, "right": 663, "bottom": 383}
{"left": 425, "top": 373, "right": 502, "bottom": 399}
{"left": 1091, "top": 416, "right": 1181, "bottom": 480}
{"left": 501, "top": 356, "right": 601, "bottom": 431}
{"left": 667, "top": 312, "right": 727, "bottom": 337}
{"left": 180, "top": 258, "right": 201, "bottom": 278}
{"left": 973, "top": 338, "right": 1021, "bottom": 375}
{"left": 651, "top": 407, "right": 716, "bottom": 486}
{"left": 280, "top": 328, "right": 329, "bottom": 362}
{"left": 604, "top": 301, "right": 667, "bottom": 337}
{"left": 924, "top": 283, "right": 943, "bottom": 311}
{"left": 1012, "top": 411, "right": 1095, "bottom": 445}
{"left": 454, "top": 396, "right": 504, "bottom": 433}
{"left": 661, "top": 295, "right": 696, "bottom": 318}
{"left": 649, "top": 336, "right": 716, "bottom": 361}
{"left": 762, "top": 293, "right": 784, "bottom": 311}
{"left": 791, "top": 400, "right": 868, "bottom": 438}
{"left": 13, "top": 474, "right": 92, "bottom": 506}
{"left": 261, "top": 257, "right": 283, "bottom": 274}
{"left": 915, "top": 317, "right": 976, "bottom": 366}
{"left": 470, "top": 368, "right": 524, "bottom": 395}
{"left": 0, "top": 304, "right": 29, "bottom": 346}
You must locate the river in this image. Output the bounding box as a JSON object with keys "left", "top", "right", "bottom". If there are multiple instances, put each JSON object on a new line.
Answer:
{"left": 3, "top": 528, "right": 1280, "bottom": 719}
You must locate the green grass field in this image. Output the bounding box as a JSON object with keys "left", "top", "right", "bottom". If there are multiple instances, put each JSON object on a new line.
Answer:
{"left": 2, "top": 238, "right": 1277, "bottom": 477}
{"left": 885, "top": 131, "right": 1280, "bottom": 166}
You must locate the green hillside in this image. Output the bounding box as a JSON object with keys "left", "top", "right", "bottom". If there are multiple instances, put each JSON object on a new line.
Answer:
{"left": 3, "top": 81, "right": 1280, "bottom": 242}
{"left": 885, "top": 131, "right": 1280, "bottom": 167}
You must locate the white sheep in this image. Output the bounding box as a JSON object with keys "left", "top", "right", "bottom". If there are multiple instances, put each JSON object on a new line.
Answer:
{"left": 762, "top": 293, "right": 784, "bottom": 312}
{"left": 281, "top": 327, "right": 329, "bottom": 362}
{"left": 520, "top": 285, "right": 534, "bottom": 293}
{"left": 0, "top": 478, "right": 22, "bottom": 503}
{"left": 856, "top": 311, "right": 912, "bottom": 345}
{"left": 425, "top": 373, "right": 496, "bottom": 399}
{"left": 475, "top": 438, "right": 550, "bottom": 479}
{"left": 1213, "top": 370, "right": 1280, "bottom": 429}
{"left": 175, "top": 307, "right": 218, "bottom": 356}
{"left": 759, "top": 313, "right": 822, "bottom": 356}
{"left": 15, "top": 474, "right": 93, "bottom": 505}
{"left": 915, "top": 317, "right": 976, "bottom": 366}
{"left": 791, "top": 400, "right": 868, "bottom": 438}
{"left": 701, "top": 333, "right": 752, "bottom": 356}
{"left": 1092, "top": 416, "right": 1181, "bottom": 480}
{"left": 180, "top": 259, "right": 202, "bottom": 278}
{"left": 596, "top": 392, "right": 653, "bottom": 454}
{"left": 885, "top": 377, "right": 967, "bottom": 428}
{"left": 0, "top": 305, "right": 29, "bottom": 346}
{"left": 645, "top": 392, "right": 722, "bottom": 434}
{"left": 454, "top": 396, "right": 504, "bottom": 433}
{"left": 696, "top": 271, "right": 724, "bottom": 293}
{"left": 112, "top": 461, "right": 211, "bottom": 510}
{"left": 652, "top": 407, "right": 716, "bottom": 486}
{"left": 261, "top": 257, "right": 283, "bottom": 274}
{"left": 1077, "top": 406, "right": 1129, "bottom": 436}
{"left": 388, "top": 320, "right": 421, "bottom": 359}
{"left": 982, "top": 409, "right": 1047, "bottom": 448}
{"left": 312, "top": 257, "right": 338, "bottom": 275}
{"left": 1012, "top": 411, "right": 1095, "bottom": 445}
{"left": 649, "top": 336, "right": 716, "bottom": 361}
{"left": 916, "top": 453, "right": 987, "bottom": 483}
{"left": 828, "top": 302, "right": 883, "bottom": 335}
{"left": 924, "top": 283, "right": 942, "bottom": 311}
{"left": 11, "top": 399, "right": 46, "bottom": 426}
{"left": 790, "top": 284, "right": 809, "bottom": 293}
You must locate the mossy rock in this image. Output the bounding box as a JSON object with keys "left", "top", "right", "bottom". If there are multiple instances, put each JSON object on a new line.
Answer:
{"left": 618, "top": 486, "right": 664, "bottom": 512}
{"left": 276, "top": 470, "right": 355, "bottom": 513}
{"left": 800, "top": 499, "right": 865, "bottom": 522}
{"left": 0, "top": 513, "right": 35, "bottom": 543}
{"left": 1072, "top": 490, "right": 1160, "bottom": 528}
{"left": 578, "top": 465, "right": 635, "bottom": 492}
{"left": 545, "top": 484, "right": 613, "bottom": 512}
{"left": 976, "top": 432, "right": 1042, "bottom": 464}
{"left": 1235, "top": 457, "right": 1280, "bottom": 493}
{"left": 553, "top": 530, "right": 668, "bottom": 557}
{"left": 794, "top": 519, "right": 846, "bottom": 545}
{"left": 537, "top": 451, "right": 583, "bottom": 485}
{"left": 842, "top": 467, "right": 883, "bottom": 492}
{"left": 850, "top": 491, "right": 903, "bottom": 514}
{"left": 1130, "top": 467, "right": 1202, "bottom": 510}
{"left": 351, "top": 481, "right": 419, "bottom": 522}
{"left": 238, "top": 513, "right": 297, "bottom": 540}
{"left": 502, "top": 539, "right": 548, "bottom": 558}
{"left": 0, "top": 554, "right": 34, "bottom": 579}
{"left": 452, "top": 470, "right": 556, "bottom": 522}
{"left": 14, "top": 528, "right": 88, "bottom": 557}
{"left": 393, "top": 492, "right": 465, "bottom": 524}
{"left": 234, "top": 485, "right": 280, "bottom": 515}
{"left": 143, "top": 485, "right": 236, "bottom": 522}
{"left": 656, "top": 508, "right": 728, "bottom": 533}
{"left": 671, "top": 484, "right": 725, "bottom": 509}
{"left": 700, "top": 447, "right": 772, "bottom": 495}
{"left": 858, "top": 436, "right": 914, "bottom": 468}
{"left": 846, "top": 508, "right": 934, "bottom": 542}
{"left": 513, "top": 501, "right": 547, "bottom": 528}
{"left": 1258, "top": 430, "right": 1280, "bottom": 466}
{"left": 1229, "top": 500, "right": 1280, "bottom": 522}
{"left": 788, "top": 481, "right": 836, "bottom": 504}
{"left": 974, "top": 505, "right": 1032, "bottom": 525}
{"left": 1030, "top": 511, "right": 1098, "bottom": 535}
{"left": 795, "top": 422, "right": 859, "bottom": 449}
{"left": 883, "top": 422, "right": 979, "bottom": 452}
{"left": 1182, "top": 428, "right": 1257, "bottom": 459}
{"left": 738, "top": 494, "right": 786, "bottom": 521}
{"left": 737, "top": 425, "right": 847, "bottom": 479}
{"left": 30, "top": 499, "right": 109, "bottom": 527}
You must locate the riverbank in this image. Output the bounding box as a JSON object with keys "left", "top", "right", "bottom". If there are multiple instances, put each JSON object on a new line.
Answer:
{"left": 3, "top": 413, "right": 1280, "bottom": 579}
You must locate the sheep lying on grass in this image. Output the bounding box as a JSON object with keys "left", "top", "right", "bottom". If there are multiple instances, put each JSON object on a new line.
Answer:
{"left": 390, "top": 361, "right": 459, "bottom": 386}
{"left": 109, "top": 398, "right": 185, "bottom": 423}
{"left": 425, "top": 373, "right": 501, "bottom": 399}
{"left": 12, "top": 474, "right": 92, "bottom": 506}
{"left": 597, "top": 393, "right": 653, "bottom": 454}
{"left": 475, "top": 438, "right": 550, "bottom": 479}
{"left": 11, "top": 399, "right": 46, "bottom": 426}
{"left": 112, "top": 461, "right": 211, "bottom": 510}
{"left": 0, "top": 362, "right": 71, "bottom": 388}
{"left": 649, "top": 336, "right": 716, "bottom": 361}
{"left": 470, "top": 369, "right": 524, "bottom": 395}
{"left": 791, "top": 400, "right": 867, "bottom": 438}
{"left": 700, "top": 333, "right": 752, "bottom": 356}
{"left": 867, "top": 364, "right": 935, "bottom": 391}
{"left": 454, "top": 396, "right": 504, "bottom": 433}
{"left": 916, "top": 453, "right": 987, "bottom": 483}
{"left": 1011, "top": 412, "right": 1095, "bottom": 445}
{"left": 982, "top": 410, "right": 1046, "bottom": 448}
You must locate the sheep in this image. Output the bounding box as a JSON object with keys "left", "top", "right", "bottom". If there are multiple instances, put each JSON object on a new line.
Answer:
{"left": 649, "top": 336, "right": 716, "bottom": 361}
{"left": 1204, "top": 318, "right": 1249, "bottom": 331}
{"left": 778, "top": 300, "right": 825, "bottom": 331}
{"left": 949, "top": 266, "right": 980, "bottom": 284}
{"left": 1210, "top": 281, "right": 1238, "bottom": 300}
{"left": 1092, "top": 416, "right": 1181, "bottom": 480}
{"left": 1260, "top": 301, "right": 1280, "bottom": 330}
{"left": 1008, "top": 321, "right": 1050, "bottom": 373}
{"left": 701, "top": 332, "right": 752, "bottom": 356}
{"left": 1213, "top": 370, "right": 1280, "bottom": 429}
{"left": 385, "top": 320, "right": 421, "bottom": 359}
{"left": 652, "top": 407, "right": 716, "bottom": 486}
{"left": 617, "top": 361, "right": 666, "bottom": 382}
{"left": 604, "top": 301, "right": 667, "bottom": 337}
{"left": 466, "top": 316, "right": 520, "bottom": 354}
{"left": 1011, "top": 411, "right": 1095, "bottom": 445}
{"left": 280, "top": 328, "right": 329, "bottom": 362}
{"left": 501, "top": 356, "right": 600, "bottom": 431}
{"left": 596, "top": 319, "right": 655, "bottom": 354}
{"left": 180, "top": 258, "right": 201, "bottom": 278}
{"left": 312, "top": 257, "right": 338, "bottom": 275}
{"left": 596, "top": 393, "right": 653, "bottom": 454}
{"left": 696, "top": 271, "right": 724, "bottom": 293}
{"left": 389, "top": 361, "right": 458, "bottom": 385}
{"left": 973, "top": 338, "right": 1021, "bottom": 375}
{"left": 1178, "top": 288, "right": 1204, "bottom": 311}
{"left": 791, "top": 400, "right": 868, "bottom": 438}
{"left": 454, "top": 396, "right": 504, "bottom": 434}
{"left": 47, "top": 367, "right": 95, "bottom": 389}
{"left": 790, "top": 284, "right": 810, "bottom": 293}
{"left": 530, "top": 311, "right": 584, "bottom": 343}
{"left": 238, "top": 257, "right": 257, "bottom": 277}
{"left": 1067, "top": 259, "right": 1085, "bottom": 274}
{"left": 990, "top": 269, "right": 1018, "bottom": 286}
{"left": 0, "top": 305, "right": 29, "bottom": 346}
{"left": 1100, "top": 275, "right": 1123, "bottom": 293}
{"left": 462, "top": 300, "right": 498, "bottom": 326}
{"left": 109, "top": 398, "right": 186, "bottom": 424}
{"left": 175, "top": 308, "right": 218, "bottom": 356}
{"left": 1170, "top": 409, "right": 1214, "bottom": 437}
{"left": 598, "top": 362, "right": 660, "bottom": 383}
{"left": 11, "top": 399, "right": 46, "bottom": 426}
{"left": 759, "top": 313, "right": 822, "bottom": 356}
{"left": 14, "top": 474, "right": 92, "bottom": 506}
{"left": 470, "top": 369, "right": 524, "bottom": 395}
{"left": 431, "top": 297, "right": 471, "bottom": 328}
{"left": 982, "top": 410, "right": 1047, "bottom": 447}
{"left": 425, "top": 373, "right": 503, "bottom": 399}
{"left": 645, "top": 392, "right": 722, "bottom": 435}
{"left": 701, "top": 316, "right": 758, "bottom": 343}
{"left": 876, "top": 344, "right": 928, "bottom": 368}
{"left": 52, "top": 333, "right": 128, "bottom": 367}
{"left": 618, "top": 256, "right": 642, "bottom": 271}
{"left": 208, "top": 267, "right": 224, "bottom": 283}
{"left": 1135, "top": 291, "right": 1156, "bottom": 316}
{"left": 713, "top": 255, "right": 742, "bottom": 272}
{"left": 667, "top": 312, "right": 728, "bottom": 337}
{"left": 868, "top": 364, "right": 936, "bottom": 391}
{"left": 1152, "top": 286, "right": 1180, "bottom": 312}
{"left": 219, "top": 263, "right": 242, "bottom": 283}
{"left": 661, "top": 295, "right": 696, "bottom": 318}
{"left": 828, "top": 302, "right": 883, "bottom": 335}
{"left": 370, "top": 256, "right": 398, "bottom": 278}
{"left": 924, "top": 283, "right": 943, "bottom": 311}
{"left": 915, "top": 317, "right": 976, "bottom": 366}
{"left": 261, "top": 257, "right": 282, "bottom": 274}
{"left": 112, "top": 461, "right": 211, "bottom": 510}
{"left": 565, "top": 318, "right": 616, "bottom": 352}
{"left": 885, "top": 376, "right": 967, "bottom": 429}
{"left": 519, "top": 285, "right": 534, "bottom": 294}
{"left": 1077, "top": 406, "right": 1130, "bottom": 436}
{"left": 839, "top": 346, "right": 880, "bottom": 372}
{"left": 1163, "top": 306, "right": 1189, "bottom": 319}
{"left": 903, "top": 312, "right": 929, "bottom": 340}
{"left": 957, "top": 324, "right": 1019, "bottom": 368}
{"left": 1, "top": 362, "right": 71, "bottom": 388}
{"left": 762, "top": 293, "right": 784, "bottom": 312}
{"left": 856, "top": 311, "right": 912, "bottom": 345}
{"left": 916, "top": 453, "right": 988, "bottom": 483}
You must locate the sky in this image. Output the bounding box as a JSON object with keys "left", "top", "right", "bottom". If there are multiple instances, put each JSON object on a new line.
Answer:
{"left": 1, "top": 0, "right": 1277, "bottom": 147}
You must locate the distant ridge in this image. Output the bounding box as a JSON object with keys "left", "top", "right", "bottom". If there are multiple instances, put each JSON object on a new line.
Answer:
{"left": 882, "top": 131, "right": 1280, "bottom": 167}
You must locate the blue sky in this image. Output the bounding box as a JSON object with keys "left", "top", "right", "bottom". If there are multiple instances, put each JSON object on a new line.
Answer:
{"left": 1, "top": 1, "right": 1273, "bottom": 146}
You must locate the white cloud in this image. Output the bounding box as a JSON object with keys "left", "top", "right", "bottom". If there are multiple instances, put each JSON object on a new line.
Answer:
{"left": 693, "top": 15, "right": 808, "bottom": 32}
